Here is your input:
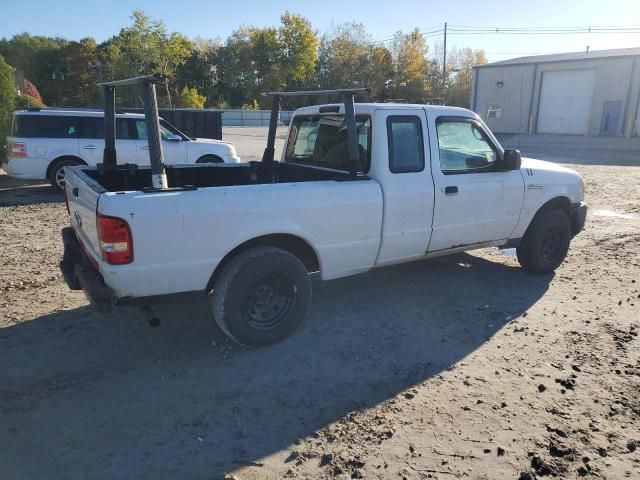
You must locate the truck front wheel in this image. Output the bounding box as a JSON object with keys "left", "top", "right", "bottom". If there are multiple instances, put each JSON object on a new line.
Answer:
{"left": 517, "top": 209, "right": 571, "bottom": 274}
{"left": 210, "top": 246, "right": 312, "bottom": 347}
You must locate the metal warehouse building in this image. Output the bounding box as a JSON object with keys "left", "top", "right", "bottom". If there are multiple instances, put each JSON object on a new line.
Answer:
{"left": 471, "top": 47, "right": 640, "bottom": 137}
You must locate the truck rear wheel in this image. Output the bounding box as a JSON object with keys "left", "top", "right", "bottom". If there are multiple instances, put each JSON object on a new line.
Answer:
{"left": 210, "top": 246, "right": 311, "bottom": 347}
{"left": 517, "top": 209, "right": 571, "bottom": 274}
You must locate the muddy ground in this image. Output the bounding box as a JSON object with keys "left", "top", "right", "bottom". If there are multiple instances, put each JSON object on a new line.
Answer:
{"left": 0, "top": 158, "right": 638, "bottom": 479}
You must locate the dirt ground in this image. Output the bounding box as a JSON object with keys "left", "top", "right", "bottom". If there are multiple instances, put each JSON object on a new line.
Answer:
{"left": 0, "top": 160, "right": 638, "bottom": 480}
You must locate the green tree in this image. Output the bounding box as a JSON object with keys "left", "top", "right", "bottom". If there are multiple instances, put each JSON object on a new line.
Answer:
{"left": 0, "top": 54, "right": 16, "bottom": 159}
{"left": 102, "top": 10, "right": 194, "bottom": 106}
{"left": 178, "top": 86, "right": 206, "bottom": 108}
{"left": 0, "top": 33, "right": 67, "bottom": 105}
{"left": 278, "top": 12, "right": 318, "bottom": 90}
{"left": 60, "top": 38, "right": 101, "bottom": 106}
{"left": 175, "top": 37, "right": 221, "bottom": 105}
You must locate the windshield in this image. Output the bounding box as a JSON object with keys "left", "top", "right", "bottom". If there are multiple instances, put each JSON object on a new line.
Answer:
{"left": 285, "top": 115, "right": 371, "bottom": 172}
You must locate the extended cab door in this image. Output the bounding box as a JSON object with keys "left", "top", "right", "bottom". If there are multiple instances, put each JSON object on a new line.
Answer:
{"left": 426, "top": 114, "right": 524, "bottom": 252}
{"left": 372, "top": 109, "right": 434, "bottom": 265}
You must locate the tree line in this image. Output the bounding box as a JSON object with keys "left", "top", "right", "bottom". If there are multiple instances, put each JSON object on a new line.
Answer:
{"left": 0, "top": 9, "right": 486, "bottom": 113}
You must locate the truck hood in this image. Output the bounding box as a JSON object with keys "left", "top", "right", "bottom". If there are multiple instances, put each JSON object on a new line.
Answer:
{"left": 520, "top": 157, "right": 584, "bottom": 203}
{"left": 191, "top": 137, "right": 230, "bottom": 146}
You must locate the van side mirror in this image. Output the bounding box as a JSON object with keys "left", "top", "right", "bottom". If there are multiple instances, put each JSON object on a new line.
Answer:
{"left": 165, "top": 134, "right": 182, "bottom": 142}
{"left": 501, "top": 149, "right": 521, "bottom": 171}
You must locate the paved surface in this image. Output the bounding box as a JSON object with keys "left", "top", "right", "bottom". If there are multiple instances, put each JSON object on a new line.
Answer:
{"left": 222, "top": 126, "right": 288, "bottom": 161}
{"left": 497, "top": 133, "right": 640, "bottom": 166}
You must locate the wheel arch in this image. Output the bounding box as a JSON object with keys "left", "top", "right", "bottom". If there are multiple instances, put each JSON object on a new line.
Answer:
{"left": 524, "top": 196, "right": 572, "bottom": 235}
{"left": 46, "top": 155, "right": 87, "bottom": 179}
{"left": 196, "top": 154, "right": 223, "bottom": 164}
{"left": 206, "top": 233, "right": 321, "bottom": 292}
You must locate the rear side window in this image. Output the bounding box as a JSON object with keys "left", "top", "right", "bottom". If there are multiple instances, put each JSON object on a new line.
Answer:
{"left": 285, "top": 115, "right": 371, "bottom": 172}
{"left": 78, "top": 117, "right": 136, "bottom": 140}
{"left": 387, "top": 116, "right": 425, "bottom": 173}
{"left": 12, "top": 115, "right": 78, "bottom": 138}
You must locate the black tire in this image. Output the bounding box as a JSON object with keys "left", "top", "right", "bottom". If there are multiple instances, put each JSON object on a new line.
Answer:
{"left": 196, "top": 154, "right": 223, "bottom": 164}
{"left": 48, "top": 159, "right": 83, "bottom": 191}
{"left": 211, "top": 246, "right": 311, "bottom": 347}
{"left": 517, "top": 209, "right": 571, "bottom": 274}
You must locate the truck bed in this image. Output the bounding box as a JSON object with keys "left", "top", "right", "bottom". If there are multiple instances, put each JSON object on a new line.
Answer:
{"left": 64, "top": 162, "right": 383, "bottom": 299}
{"left": 82, "top": 161, "right": 355, "bottom": 193}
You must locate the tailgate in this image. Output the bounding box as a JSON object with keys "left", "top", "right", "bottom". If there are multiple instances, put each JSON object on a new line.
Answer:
{"left": 64, "top": 166, "right": 103, "bottom": 262}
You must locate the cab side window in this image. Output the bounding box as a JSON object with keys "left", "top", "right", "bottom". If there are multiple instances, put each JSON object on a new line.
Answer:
{"left": 436, "top": 119, "right": 497, "bottom": 174}
{"left": 387, "top": 116, "right": 425, "bottom": 173}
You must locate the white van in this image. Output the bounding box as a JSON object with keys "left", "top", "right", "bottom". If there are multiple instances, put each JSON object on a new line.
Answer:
{"left": 4, "top": 109, "right": 240, "bottom": 189}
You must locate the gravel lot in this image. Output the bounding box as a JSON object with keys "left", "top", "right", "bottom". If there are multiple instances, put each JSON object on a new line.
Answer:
{"left": 0, "top": 134, "right": 638, "bottom": 479}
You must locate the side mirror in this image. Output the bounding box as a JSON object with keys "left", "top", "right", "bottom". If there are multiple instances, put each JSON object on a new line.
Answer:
{"left": 165, "top": 134, "right": 182, "bottom": 142}
{"left": 501, "top": 149, "right": 521, "bottom": 171}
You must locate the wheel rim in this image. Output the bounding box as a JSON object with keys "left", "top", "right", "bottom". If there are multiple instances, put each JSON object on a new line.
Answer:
{"left": 540, "top": 224, "right": 564, "bottom": 263}
{"left": 242, "top": 274, "right": 297, "bottom": 330}
{"left": 55, "top": 167, "right": 67, "bottom": 189}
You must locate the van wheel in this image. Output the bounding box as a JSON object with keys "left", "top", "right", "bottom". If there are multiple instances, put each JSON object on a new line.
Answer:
{"left": 211, "top": 246, "right": 311, "bottom": 347}
{"left": 48, "top": 159, "right": 83, "bottom": 191}
{"left": 197, "top": 154, "right": 223, "bottom": 163}
{"left": 517, "top": 209, "right": 571, "bottom": 273}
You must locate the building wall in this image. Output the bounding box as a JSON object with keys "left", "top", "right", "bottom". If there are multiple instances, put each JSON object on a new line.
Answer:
{"left": 473, "top": 55, "right": 640, "bottom": 136}
{"left": 472, "top": 64, "right": 535, "bottom": 134}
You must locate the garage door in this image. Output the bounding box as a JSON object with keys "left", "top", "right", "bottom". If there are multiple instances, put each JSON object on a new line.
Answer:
{"left": 537, "top": 69, "right": 596, "bottom": 135}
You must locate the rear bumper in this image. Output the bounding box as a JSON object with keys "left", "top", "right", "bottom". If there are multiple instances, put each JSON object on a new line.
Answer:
{"left": 60, "top": 227, "right": 114, "bottom": 312}
{"left": 4, "top": 157, "right": 48, "bottom": 180}
{"left": 570, "top": 202, "right": 587, "bottom": 235}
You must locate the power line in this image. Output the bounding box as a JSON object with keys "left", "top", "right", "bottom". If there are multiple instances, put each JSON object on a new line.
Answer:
{"left": 372, "top": 24, "right": 640, "bottom": 43}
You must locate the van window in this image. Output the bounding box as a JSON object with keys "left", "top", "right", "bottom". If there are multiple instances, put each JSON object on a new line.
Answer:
{"left": 77, "top": 117, "right": 136, "bottom": 140}
{"left": 284, "top": 115, "right": 371, "bottom": 172}
{"left": 12, "top": 115, "right": 78, "bottom": 138}
{"left": 134, "top": 119, "right": 180, "bottom": 141}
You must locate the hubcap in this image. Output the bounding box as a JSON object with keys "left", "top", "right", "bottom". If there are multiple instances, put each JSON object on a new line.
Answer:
{"left": 242, "top": 274, "right": 296, "bottom": 330}
{"left": 55, "top": 167, "right": 67, "bottom": 189}
{"left": 540, "top": 224, "right": 563, "bottom": 263}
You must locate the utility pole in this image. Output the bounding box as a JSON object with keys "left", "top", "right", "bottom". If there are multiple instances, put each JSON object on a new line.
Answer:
{"left": 442, "top": 22, "right": 448, "bottom": 97}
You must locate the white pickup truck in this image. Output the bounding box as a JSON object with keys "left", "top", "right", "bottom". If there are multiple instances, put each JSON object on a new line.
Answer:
{"left": 61, "top": 91, "right": 587, "bottom": 347}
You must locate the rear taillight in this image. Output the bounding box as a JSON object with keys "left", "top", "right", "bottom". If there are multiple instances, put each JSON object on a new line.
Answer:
{"left": 96, "top": 214, "right": 133, "bottom": 265}
{"left": 10, "top": 142, "right": 27, "bottom": 158}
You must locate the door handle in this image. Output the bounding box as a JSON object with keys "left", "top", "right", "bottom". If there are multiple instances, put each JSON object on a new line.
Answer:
{"left": 444, "top": 186, "right": 458, "bottom": 194}
{"left": 140, "top": 146, "right": 150, "bottom": 151}
{"left": 82, "top": 145, "right": 97, "bottom": 150}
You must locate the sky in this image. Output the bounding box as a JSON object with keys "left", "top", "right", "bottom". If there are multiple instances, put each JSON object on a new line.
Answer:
{"left": 3, "top": 0, "right": 640, "bottom": 62}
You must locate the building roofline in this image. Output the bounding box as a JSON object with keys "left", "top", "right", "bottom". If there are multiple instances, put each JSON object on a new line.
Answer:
{"left": 474, "top": 48, "right": 640, "bottom": 69}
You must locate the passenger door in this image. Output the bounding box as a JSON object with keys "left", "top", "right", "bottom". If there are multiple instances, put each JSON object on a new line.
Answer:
{"left": 426, "top": 115, "right": 524, "bottom": 252}
{"left": 78, "top": 117, "right": 138, "bottom": 166}
{"left": 134, "top": 119, "right": 188, "bottom": 166}
{"left": 373, "top": 110, "right": 434, "bottom": 265}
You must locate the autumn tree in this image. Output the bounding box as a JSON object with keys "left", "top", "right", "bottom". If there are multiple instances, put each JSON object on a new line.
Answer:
{"left": 445, "top": 47, "right": 487, "bottom": 107}
{"left": 388, "top": 29, "right": 435, "bottom": 103}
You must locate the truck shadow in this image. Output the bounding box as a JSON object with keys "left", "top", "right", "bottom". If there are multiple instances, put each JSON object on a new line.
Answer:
{"left": 0, "top": 172, "right": 60, "bottom": 206}
{"left": 0, "top": 252, "right": 552, "bottom": 479}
